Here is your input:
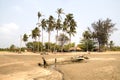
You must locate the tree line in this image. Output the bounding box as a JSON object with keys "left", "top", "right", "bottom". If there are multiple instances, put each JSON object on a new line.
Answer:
{"left": 23, "top": 8, "right": 77, "bottom": 53}
{"left": 1, "top": 8, "right": 117, "bottom": 52}
{"left": 23, "top": 8, "right": 117, "bottom": 52}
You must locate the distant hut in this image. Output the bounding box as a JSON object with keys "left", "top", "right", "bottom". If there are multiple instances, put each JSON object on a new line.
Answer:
{"left": 69, "top": 47, "right": 82, "bottom": 51}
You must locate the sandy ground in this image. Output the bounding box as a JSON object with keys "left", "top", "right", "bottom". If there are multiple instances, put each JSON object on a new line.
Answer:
{"left": 57, "top": 53, "right": 120, "bottom": 80}
{"left": 0, "top": 51, "right": 120, "bottom": 80}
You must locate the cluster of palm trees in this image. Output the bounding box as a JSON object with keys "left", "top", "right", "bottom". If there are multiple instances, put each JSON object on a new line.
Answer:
{"left": 23, "top": 8, "right": 77, "bottom": 52}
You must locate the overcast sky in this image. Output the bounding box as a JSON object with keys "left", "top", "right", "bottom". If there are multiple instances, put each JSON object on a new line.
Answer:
{"left": 0, "top": 0, "right": 120, "bottom": 48}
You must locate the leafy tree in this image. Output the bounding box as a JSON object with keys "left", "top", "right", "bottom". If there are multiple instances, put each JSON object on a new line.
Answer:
{"left": 10, "top": 44, "right": 16, "bottom": 52}
{"left": 109, "top": 40, "right": 114, "bottom": 50}
{"left": 83, "top": 30, "right": 92, "bottom": 51}
{"left": 57, "top": 33, "right": 69, "bottom": 52}
{"left": 26, "top": 42, "right": 43, "bottom": 52}
{"left": 63, "top": 43, "right": 75, "bottom": 52}
{"left": 26, "top": 42, "right": 33, "bottom": 49}
{"left": 79, "top": 39, "right": 96, "bottom": 51}
{"left": 91, "top": 18, "right": 116, "bottom": 51}
{"left": 44, "top": 42, "right": 53, "bottom": 52}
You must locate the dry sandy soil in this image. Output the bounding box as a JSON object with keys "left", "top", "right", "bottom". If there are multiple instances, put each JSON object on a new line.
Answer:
{"left": 0, "top": 51, "right": 120, "bottom": 80}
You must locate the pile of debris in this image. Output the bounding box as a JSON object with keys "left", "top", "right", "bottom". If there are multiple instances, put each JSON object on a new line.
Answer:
{"left": 38, "top": 55, "right": 89, "bottom": 68}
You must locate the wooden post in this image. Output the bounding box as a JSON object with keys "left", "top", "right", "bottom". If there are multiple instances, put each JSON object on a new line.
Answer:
{"left": 42, "top": 57, "right": 47, "bottom": 68}
{"left": 55, "top": 58, "right": 57, "bottom": 67}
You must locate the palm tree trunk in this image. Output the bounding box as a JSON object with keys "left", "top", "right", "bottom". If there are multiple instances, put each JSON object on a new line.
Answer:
{"left": 54, "top": 30, "right": 59, "bottom": 52}
{"left": 70, "top": 34, "right": 71, "bottom": 44}
{"left": 56, "top": 30, "right": 58, "bottom": 45}
{"left": 69, "top": 34, "right": 71, "bottom": 51}
{"left": 41, "top": 28, "right": 43, "bottom": 52}
{"left": 48, "top": 31, "right": 51, "bottom": 52}
{"left": 33, "top": 39, "right": 36, "bottom": 53}
{"left": 87, "top": 39, "right": 88, "bottom": 52}
{"left": 38, "top": 36, "right": 40, "bottom": 52}
{"left": 98, "top": 42, "right": 100, "bottom": 52}
{"left": 19, "top": 35, "right": 22, "bottom": 53}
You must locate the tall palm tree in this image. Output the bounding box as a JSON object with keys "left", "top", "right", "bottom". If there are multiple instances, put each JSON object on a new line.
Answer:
{"left": 64, "top": 13, "right": 77, "bottom": 49}
{"left": 63, "top": 18, "right": 68, "bottom": 33}
{"left": 56, "top": 8, "right": 64, "bottom": 45}
{"left": 68, "top": 18, "right": 77, "bottom": 43}
{"left": 55, "top": 19, "right": 62, "bottom": 44}
{"left": 46, "top": 15, "right": 55, "bottom": 51}
{"left": 37, "top": 12, "right": 43, "bottom": 52}
{"left": 41, "top": 19, "right": 47, "bottom": 51}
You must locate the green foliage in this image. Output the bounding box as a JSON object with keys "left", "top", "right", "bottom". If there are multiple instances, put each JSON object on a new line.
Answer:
{"left": 26, "top": 42, "right": 76, "bottom": 52}
{"left": 44, "top": 42, "right": 52, "bottom": 52}
{"left": 9, "top": 44, "right": 16, "bottom": 52}
{"left": 57, "top": 33, "right": 70, "bottom": 47}
{"left": 0, "top": 48, "right": 9, "bottom": 51}
{"left": 79, "top": 39, "right": 96, "bottom": 51}
{"left": 32, "top": 27, "right": 40, "bottom": 41}
{"left": 63, "top": 13, "right": 77, "bottom": 43}
{"left": 26, "top": 42, "right": 43, "bottom": 52}
{"left": 23, "top": 33, "right": 28, "bottom": 42}
{"left": 110, "top": 46, "right": 120, "bottom": 51}
{"left": 44, "top": 42, "right": 61, "bottom": 52}
{"left": 91, "top": 18, "right": 116, "bottom": 51}
{"left": 109, "top": 40, "right": 114, "bottom": 50}
{"left": 60, "top": 43, "right": 75, "bottom": 52}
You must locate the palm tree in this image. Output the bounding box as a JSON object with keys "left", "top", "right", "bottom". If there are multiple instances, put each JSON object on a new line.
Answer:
{"left": 46, "top": 15, "right": 55, "bottom": 51}
{"left": 56, "top": 8, "right": 64, "bottom": 45}
{"left": 83, "top": 31, "right": 91, "bottom": 52}
{"left": 23, "top": 33, "right": 28, "bottom": 46}
{"left": 68, "top": 18, "right": 77, "bottom": 43}
{"left": 38, "top": 12, "right": 42, "bottom": 22}
{"left": 32, "top": 27, "right": 40, "bottom": 52}
{"left": 37, "top": 12, "right": 43, "bottom": 52}
{"left": 55, "top": 19, "right": 62, "bottom": 44}
{"left": 64, "top": 13, "right": 77, "bottom": 49}
{"left": 63, "top": 18, "right": 68, "bottom": 33}
{"left": 41, "top": 19, "right": 47, "bottom": 51}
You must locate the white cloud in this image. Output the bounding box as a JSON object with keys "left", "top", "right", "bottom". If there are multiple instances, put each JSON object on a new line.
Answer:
{"left": 0, "top": 23, "right": 19, "bottom": 35}
{"left": 0, "top": 23, "right": 20, "bottom": 48}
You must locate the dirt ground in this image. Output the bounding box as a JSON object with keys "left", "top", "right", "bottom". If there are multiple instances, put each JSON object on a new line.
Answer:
{"left": 0, "top": 51, "right": 120, "bottom": 80}
{"left": 57, "top": 53, "right": 120, "bottom": 80}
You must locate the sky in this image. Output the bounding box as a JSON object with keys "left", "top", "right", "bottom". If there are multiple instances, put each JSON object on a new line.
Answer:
{"left": 0, "top": 0, "right": 120, "bottom": 48}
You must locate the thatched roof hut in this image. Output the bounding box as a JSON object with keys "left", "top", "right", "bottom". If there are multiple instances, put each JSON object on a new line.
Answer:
{"left": 69, "top": 47, "right": 82, "bottom": 51}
